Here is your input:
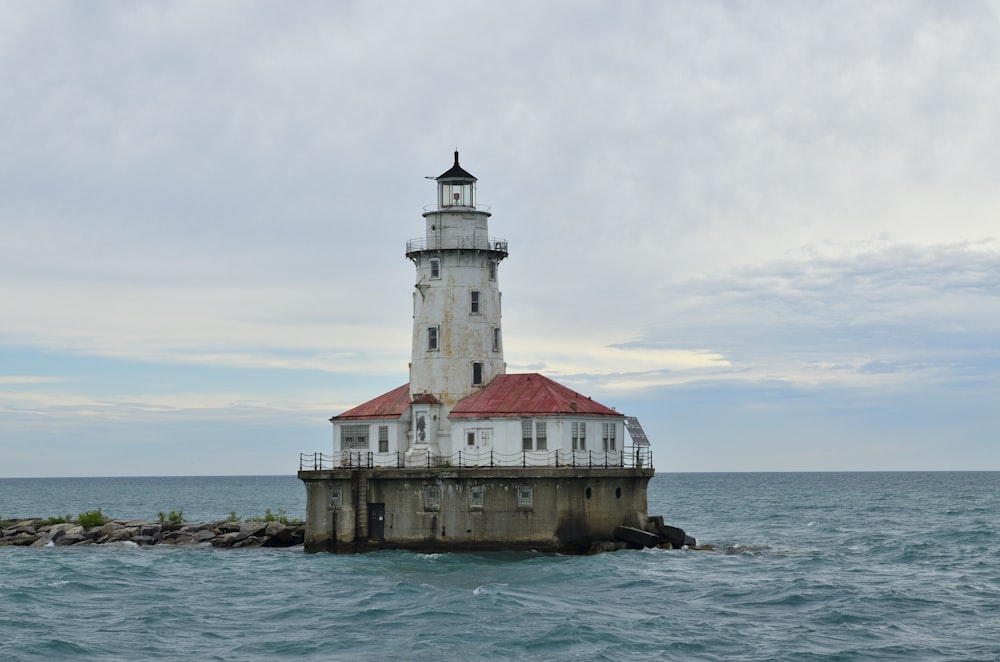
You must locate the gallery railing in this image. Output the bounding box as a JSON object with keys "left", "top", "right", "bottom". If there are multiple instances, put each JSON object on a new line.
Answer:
{"left": 299, "top": 446, "right": 652, "bottom": 471}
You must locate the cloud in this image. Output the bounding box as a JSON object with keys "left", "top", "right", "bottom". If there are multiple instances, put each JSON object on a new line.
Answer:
{"left": 2, "top": 2, "right": 999, "bottom": 474}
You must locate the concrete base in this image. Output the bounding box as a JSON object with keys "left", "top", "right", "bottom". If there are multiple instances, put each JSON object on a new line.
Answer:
{"left": 298, "top": 466, "right": 654, "bottom": 553}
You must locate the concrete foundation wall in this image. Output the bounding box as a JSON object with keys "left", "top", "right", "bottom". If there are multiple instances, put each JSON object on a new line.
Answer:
{"left": 298, "top": 467, "right": 653, "bottom": 553}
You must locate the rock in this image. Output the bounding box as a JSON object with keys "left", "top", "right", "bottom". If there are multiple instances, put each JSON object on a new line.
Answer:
{"left": 1, "top": 516, "right": 305, "bottom": 549}
{"left": 193, "top": 529, "right": 216, "bottom": 542}
{"left": 212, "top": 532, "right": 241, "bottom": 548}
{"left": 613, "top": 525, "right": 661, "bottom": 548}
{"left": 55, "top": 533, "right": 89, "bottom": 546}
{"left": 107, "top": 527, "right": 138, "bottom": 543}
{"left": 263, "top": 522, "right": 297, "bottom": 547}
{"left": 657, "top": 525, "right": 687, "bottom": 549}
{"left": 138, "top": 523, "right": 162, "bottom": 541}
{"left": 236, "top": 521, "right": 268, "bottom": 541}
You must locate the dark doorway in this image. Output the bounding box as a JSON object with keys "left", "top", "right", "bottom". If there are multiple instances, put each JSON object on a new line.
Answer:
{"left": 368, "top": 503, "right": 385, "bottom": 540}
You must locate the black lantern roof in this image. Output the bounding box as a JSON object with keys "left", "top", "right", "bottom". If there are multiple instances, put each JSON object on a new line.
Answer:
{"left": 436, "top": 151, "right": 477, "bottom": 181}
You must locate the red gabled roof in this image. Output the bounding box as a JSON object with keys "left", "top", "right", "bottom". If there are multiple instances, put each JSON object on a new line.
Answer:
{"left": 449, "top": 373, "right": 622, "bottom": 419}
{"left": 332, "top": 384, "right": 410, "bottom": 421}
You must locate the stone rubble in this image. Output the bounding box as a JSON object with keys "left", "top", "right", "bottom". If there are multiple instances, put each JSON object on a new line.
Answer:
{"left": 0, "top": 518, "right": 306, "bottom": 549}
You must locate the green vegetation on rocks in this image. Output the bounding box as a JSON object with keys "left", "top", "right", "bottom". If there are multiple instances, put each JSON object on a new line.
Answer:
{"left": 77, "top": 508, "right": 107, "bottom": 528}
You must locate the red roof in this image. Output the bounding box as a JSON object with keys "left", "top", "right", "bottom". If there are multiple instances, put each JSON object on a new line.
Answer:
{"left": 332, "top": 384, "right": 410, "bottom": 421}
{"left": 449, "top": 373, "right": 622, "bottom": 419}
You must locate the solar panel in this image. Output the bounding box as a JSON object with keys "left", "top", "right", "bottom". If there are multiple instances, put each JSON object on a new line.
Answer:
{"left": 624, "top": 416, "right": 650, "bottom": 446}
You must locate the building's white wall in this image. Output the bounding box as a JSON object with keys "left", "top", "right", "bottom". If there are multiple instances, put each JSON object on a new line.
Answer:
{"left": 446, "top": 417, "right": 626, "bottom": 466}
{"left": 332, "top": 419, "right": 410, "bottom": 465}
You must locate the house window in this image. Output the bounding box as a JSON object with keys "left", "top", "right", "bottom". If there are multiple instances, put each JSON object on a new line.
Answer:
{"left": 470, "top": 290, "right": 480, "bottom": 314}
{"left": 424, "top": 484, "right": 441, "bottom": 511}
{"left": 469, "top": 485, "right": 484, "bottom": 508}
{"left": 535, "top": 421, "right": 547, "bottom": 451}
{"left": 472, "top": 361, "right": 483, "bottom": 385}
{"left": 572, "top": 422, "right": 586, "bottom": 450}
{"left": 517, "top": 485, "right": 533, "bottom": 509}
{"left": 492, "top": 327, "right": 501, "bottom": 352}
{"left": 522, "top": 419, "right": 533, "bottom": 451}
{"left": 488, "top": 261, "right": 496, "bottom": 280}
{"left": 341, "top": 424, "right": 369, "bottom": 450}
{"left": 602, "top": 422, "right": 617, "bottom": 451}
{"left": 427, "top": 325, "right": 439, "bottom": 351}
{"left": 378, "top": 426, "right": 389, "bottom": 453}
{"left": 430, "top": 259, "right": 440, "bottom": 279}
{"left": 467, "top": 431, "right": 475, "bottom": 446}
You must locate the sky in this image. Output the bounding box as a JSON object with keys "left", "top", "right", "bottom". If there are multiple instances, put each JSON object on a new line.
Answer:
{"left": 2, "top": 1, "right": 999, "bottom": 477}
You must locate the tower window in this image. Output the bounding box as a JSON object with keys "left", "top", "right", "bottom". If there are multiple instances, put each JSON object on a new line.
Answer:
{"left": 472, "top": 361, "right": 483, "bottom": 386}
{"left": 572, "top": 422, "right": 587, "bottom": 451}
{"left": 430, "top": 259, "right": 440, "bottom": 279}
{"left": 492, "top": 327, "right": 501, "bottom": 352}
{"left": 427, "top": 326, "right": 439, "bottom": 351}
{"left": 341, "top": 424, "right": 369, "bottom": 450}
{"left": 488, "top": 261, "right": 497, "bottom": 280}
{"left": 602, "top": 423, "right": 617, "bottom": 451}
{"left": 470, "top": 290, "right": 480, "bottom": 315}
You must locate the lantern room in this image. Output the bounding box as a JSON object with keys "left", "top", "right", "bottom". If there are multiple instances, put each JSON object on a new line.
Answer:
{"left": 436, "top": 151, "right": 477, "bottom": 209}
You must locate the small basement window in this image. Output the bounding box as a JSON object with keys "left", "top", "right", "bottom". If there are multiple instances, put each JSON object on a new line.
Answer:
{"left": 517, "top": 485, "right": 533, "bottom": 509}
{"left": 469, "top": 485, "right": 484, "bottom": 509}
{"left": 424, "top": 484, "right": 441, "bottom": 511}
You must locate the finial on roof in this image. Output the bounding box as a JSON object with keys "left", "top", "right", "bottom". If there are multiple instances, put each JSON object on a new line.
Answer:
{"left": 454, "top": 150, "right": 460, "bottom": 166}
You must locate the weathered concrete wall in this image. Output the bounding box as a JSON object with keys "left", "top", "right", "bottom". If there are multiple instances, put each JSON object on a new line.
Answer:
{"left": 298, "top": 467, "right": 653, "bottom": 553}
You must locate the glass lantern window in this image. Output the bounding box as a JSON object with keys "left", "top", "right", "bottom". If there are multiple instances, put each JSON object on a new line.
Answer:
{"left": 439, "top": 181, "right": 475, "bottom": 208}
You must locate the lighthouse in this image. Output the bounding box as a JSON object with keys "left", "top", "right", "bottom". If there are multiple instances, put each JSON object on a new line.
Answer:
{"left": 404, "top": 152, "right": 508, "bottom": 460}
{"left": 295, "top": 152, "right": 687, "bottom": 554}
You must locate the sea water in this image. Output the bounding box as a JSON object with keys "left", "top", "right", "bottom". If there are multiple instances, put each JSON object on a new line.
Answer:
{"left": 2, "top": 472, "right": 999, "bottom": 660}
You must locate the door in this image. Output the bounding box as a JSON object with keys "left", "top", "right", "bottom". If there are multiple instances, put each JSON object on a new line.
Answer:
{"left": 478, "top": 428, "right": 492, "bottom": 449}
{"left": 368, "top": 503, "right": 385, "bottom": 540}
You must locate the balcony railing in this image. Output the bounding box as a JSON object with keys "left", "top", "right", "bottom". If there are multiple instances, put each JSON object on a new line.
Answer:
{"left": 299, "top": 446, "right": 652, "bottom": 471}
{"left": 405, "top": 236, "right": 508, "bottom": 255}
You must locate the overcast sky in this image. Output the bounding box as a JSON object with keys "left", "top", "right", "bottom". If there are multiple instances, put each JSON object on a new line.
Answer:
{"left": 2, "top": 1, "right": 998, "bottom": 477}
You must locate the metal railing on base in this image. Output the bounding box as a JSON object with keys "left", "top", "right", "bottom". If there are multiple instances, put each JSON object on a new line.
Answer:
{"left": 299, "top": 447, "right": 652, "bottom": 471}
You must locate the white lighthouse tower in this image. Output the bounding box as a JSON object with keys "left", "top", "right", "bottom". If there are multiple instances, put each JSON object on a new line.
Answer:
{"left": 404, "top": 152, "right": 508, "bottom": 459}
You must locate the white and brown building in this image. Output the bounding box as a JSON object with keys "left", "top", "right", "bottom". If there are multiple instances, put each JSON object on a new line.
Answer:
{"left": 298, "top": 153, "right": 661, "bottom": 553}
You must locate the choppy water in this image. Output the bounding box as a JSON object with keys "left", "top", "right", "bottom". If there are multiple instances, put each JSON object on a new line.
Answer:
{"left": 2, "top": 472, "right": 999, "bottom": 660}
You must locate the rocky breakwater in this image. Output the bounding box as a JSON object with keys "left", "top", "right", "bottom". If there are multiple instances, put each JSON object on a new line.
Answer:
{"left": 0, "top": 518, "right": 305, "bottom": 549}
